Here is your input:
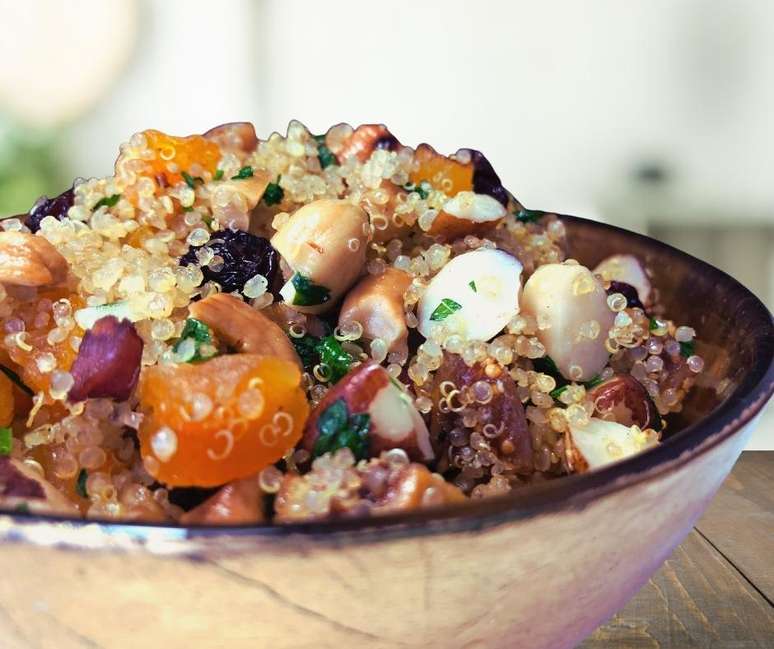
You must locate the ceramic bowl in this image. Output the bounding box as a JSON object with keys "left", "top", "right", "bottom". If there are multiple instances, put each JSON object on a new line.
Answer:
{"left": 0, "top": 216, "right": 771, "bottom": 649}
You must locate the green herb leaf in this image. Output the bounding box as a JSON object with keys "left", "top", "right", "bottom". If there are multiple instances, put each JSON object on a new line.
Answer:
{"left": 468, "top": 280, "right": 477, "bottom": 292}
{"left": 403, "top": 180, "right": 430, "bottom": 200}
{"left": 92, "top": 194, "right": 121, "bottom": 210}
{"left": 430, "top": 298, "right": 462, "bottom": 322}
{"left": 213, "top": 169, "right": 224, "bottom": 181}
{"left": 231, "top": 166, "right": 254, "bottom": 180}
{"left": 263, "top": 180, "right": 284, "bottom": 206}
{"left": 0, "top": 427, "right": 12, "bottom": 456}
{"left": 317, "top": 336, "right": 354, "bottom": 383}
{"left": 291, "top": 273, "right": 331, "bottom": 307}
{"left": 173, "top": 318, "right": 218, "bottom": 362}
{"left": 291, "top": 334, "right": 320, "bottom": 373}
{"left": 14, "top": 503, "right": 30, "bottom": 514}
{"left": 549, "top": 385, "right": 568, "bottom": 401}
{"left": 182, "top": 206, "right": 194, "bottom": 212}
{"left": 314, "top": 135, "right": 337, "bottom": 169}
{"left": 679, "top": 340, "right": 695, "bottom": 358}
{"left": 649, "top": 317, "right": 659, "bottom": 331}
{"left": 76, "top": 469, "right": 89, "bottom": 499}
{"left": 0, "top": 365, "right": 33, "bottom": 397}
{"left": 313, "top": 399, "right": 370, "bottom": 460}
{"left": 182, "top": 171, "right": 197, "bottom": 189}
{"left": 585, "top": 375, "right": 603, "bottom": 389}
{"left": 515, "top": 208, "right": 545, "bottom": 224}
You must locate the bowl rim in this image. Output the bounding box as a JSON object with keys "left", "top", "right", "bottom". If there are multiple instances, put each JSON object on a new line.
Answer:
{"left": 2, "top": 215, "right": 772, "bottom": 549}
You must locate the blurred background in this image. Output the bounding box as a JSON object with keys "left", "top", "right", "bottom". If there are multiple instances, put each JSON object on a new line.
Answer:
{"left": 0, "top": 0, "right": 771, "bottom": 445}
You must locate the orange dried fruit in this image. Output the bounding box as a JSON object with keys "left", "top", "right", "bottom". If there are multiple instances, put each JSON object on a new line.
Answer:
{"left": 409, "top": 143, "right": 473, "bottom": 196}
{"left": 138, "top": 354, "right": 309, "bottom": 487}
{"left": 0, "top": 371, "right": 14, "bottom": 427}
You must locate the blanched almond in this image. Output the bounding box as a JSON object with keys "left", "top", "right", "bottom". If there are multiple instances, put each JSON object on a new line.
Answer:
{"left": 594, "top": 254, "right": 652, "bottom": 306}
{"left": 338, "top": 267, "right": 412, "bottom": 355}
{"left": 428, "top": 191, "right": 506, "bottom": 240}
{"left": 0, "top": 232, "right": 68, "bottom": 287}
{"left": 189, "top": 293, "right": 301, "bottom": 368}
{"left": 568, "top": 417, "right": 659, "bottom": 472}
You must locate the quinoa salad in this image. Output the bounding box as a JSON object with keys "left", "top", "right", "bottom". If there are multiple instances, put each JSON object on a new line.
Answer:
{"left": 0, "top": 121, "right": 706, "bottom": 524}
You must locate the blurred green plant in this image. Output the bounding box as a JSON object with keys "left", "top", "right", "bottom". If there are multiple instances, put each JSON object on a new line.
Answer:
{"left": 0, "top": 114, "right": 68, "bottom": 219}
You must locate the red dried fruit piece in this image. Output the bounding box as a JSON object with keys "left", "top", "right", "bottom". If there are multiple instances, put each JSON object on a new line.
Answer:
{"left": 203, "top": 122, "right": 258, "bottom": 155}
{"left": 588, "top": 374, "right": 662, "bottom": 431}
{"left": 68, "top": 317, "right": 144, "bottom": 402}
{"left": 336, "top": 124, "right": 400, "bottom": 162}
{"left": 431, "top": 353, "right": 533, "bottom": 474}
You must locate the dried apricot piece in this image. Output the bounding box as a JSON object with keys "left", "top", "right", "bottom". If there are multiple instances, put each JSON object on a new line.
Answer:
{"left": 409, "top": 143, "right": 473, "bottom": 196}
{"left": 0, "top": 371, "right": 14, "bottom": 427}
{"left": 138, "top": 354, "right": 308, "bottom": 487}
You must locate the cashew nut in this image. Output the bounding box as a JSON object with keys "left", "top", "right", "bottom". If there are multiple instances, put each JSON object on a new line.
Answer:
{"left": 210, "top": 170, "right": 272, "bottom": 232}
{"left": 188, "top": 293, "right": 301, "bottom": 368}
{"left": 338, "top": 267, "right": 412, "bottom": 355}
{"left": 0, "top": 232, "right": 68, "bottom": 287}
{"left": 270, "top": 199, "right": 369, "bottom": 314}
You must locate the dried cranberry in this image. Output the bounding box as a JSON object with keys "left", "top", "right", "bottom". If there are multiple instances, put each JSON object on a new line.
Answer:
{"left": 68, "top": 317, "right": 143, "bottom": 402}
{"left": 607, "top": 281, "right": 645, "bottom": 311}
{"left": 179, "top": 229, "right": 280, "bottom": 295}
{"left": 374, "top": 132, "right": 400, "bottom": 151}
{"left": 458, "top": 149, "right": 509, "bottom": 207}
{"left": 0, "top": 458, "right": 45, "bottom": 499}
{"left": 27, "top": 186, "right": 74, "bottom": 233}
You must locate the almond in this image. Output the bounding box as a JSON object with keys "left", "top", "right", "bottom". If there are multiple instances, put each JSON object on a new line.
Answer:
{"left": 180, "top": 474, "right": 265, "bottom": 525}
{"left": 588, "top": 374, "right": 662, "bottom": 431}
{"left": 0, "top": 231, "right": 68, "bottom": 287}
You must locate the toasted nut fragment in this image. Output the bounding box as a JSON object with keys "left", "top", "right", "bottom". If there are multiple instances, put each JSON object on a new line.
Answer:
{"left": 588, "top": 374, "right": 662, "bottom": 431}
{"left": 210, "top": 170, "right": 272, "bottom": 232}
{"left": 567, "top": 417, "right": 659, "bottom": 472}
{"left": 274, "top": 450, "right": 464, "bottom": 522}
{"left": 203, "top": 122, "right": 259, "bottom": 154}
{"left": 189, "top": 293, "right": 301, "bottom": 368}
{"left": 0, "top": 232, "right": 68, "bottom": 287}
{"left": 0, "top": 457, "right": 78, "bottom": 515}
{"left": 180, "top": 474, "right": 264, "bottom": 525}
{"left": 302, "top": 362, "right": 434, "bottom": 463}
{"left": 338, "top": 267, "right": 412, "bottom": 355}
{"left": 271, "top": 199, "right": 369, "bottom": 314}
{"left": 336, "top": 124, "right": 400, "bottom": 162}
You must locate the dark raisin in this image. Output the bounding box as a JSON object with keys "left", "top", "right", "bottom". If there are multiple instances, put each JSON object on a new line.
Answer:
{"left": 458, "top": 149, "right": 509, "bottom": 207}
{"left": 607, "top": 281, "right": 645, "bottom": 311}
{"left": 179, "top": 229, "right": 281, "bottom": 295}
{"left": 27, "top": 186, "right": 74, "bottom": 233}
{"left": 374, "top": 133, "right": 400, "bottom": 151}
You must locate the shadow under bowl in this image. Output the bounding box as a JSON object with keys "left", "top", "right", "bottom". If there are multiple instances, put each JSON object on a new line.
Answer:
{"left": 0, "top": 216, "right": 771, "bottom": 649}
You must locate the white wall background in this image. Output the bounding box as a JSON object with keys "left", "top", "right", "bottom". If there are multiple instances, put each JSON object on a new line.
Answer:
{"left": 2, "top": 0, "right": 772, "bottom": 447}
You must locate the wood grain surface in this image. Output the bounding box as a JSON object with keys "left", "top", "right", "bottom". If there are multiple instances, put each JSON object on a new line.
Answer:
{"left": 581, "top": 451, "right": 774, "bottom": 648}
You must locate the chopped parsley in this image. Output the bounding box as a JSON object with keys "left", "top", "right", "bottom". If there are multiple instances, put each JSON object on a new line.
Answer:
{"left": 403, "top": 180, "right": 431, "bottom": 200}
{"left": 649, "top": 317, "right": 659, "bottom": 331}
{"left": 172, "top": 318, "right": 218, "bottom": 362}
{"left": 468, "top": 280, "right": 477, "bottom": 292}
{"left": 76, "top": 469, "right": 89, "bottom": 499}
{"left": 92, "top": 194, "right": 121, "bottom": 210}
{"left": 182, "top": 171, "right": 203, "bottom": 189}
{"left": 263, "top": 178, "right": 284, "bottom": 206}
{"left": 0, "top": 427, "right": 12, "bottom": 456}
{"left": 14, "top": 503, "right": 30, "bottom": 514}
{"left": 290, "top": 273, "right": 331, "bottom": 307}
{"left": 231, "top": 166, "right": 254, "bottom": 180}
{"left": 313, "top": 399, "right": 370, "bottom": 460}
{"left": 549, "top": 373, "right": 604, "bottom": 402}
{"left": 429, "top": 298, "right": 462, "bottom": 321}
{"left": 213, "top": 169, "right": 224, "bottom": 181}
{"left": 289, "top": 331, "right": 353, "bottom": 384}
{"left": 315, "top": 134, "right": 337, "bottom": 169}
{"left": 0, "top": 365, "right": 33, "bottom": 397}
{"left": 317, "top": 336, "right": 355, "bottom": 383}
{"left": 182, "top": 206, "right": 194, "bottom": 212}
{"left": 679, "top": 340, "right": 695, "bottom": 358}
{"left": 515, "top": 208, "right": 545, "bottom": 224}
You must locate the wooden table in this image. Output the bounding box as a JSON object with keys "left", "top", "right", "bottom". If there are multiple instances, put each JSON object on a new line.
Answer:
{"left": 580, "top": 452, "right": 774, "bottom": 648}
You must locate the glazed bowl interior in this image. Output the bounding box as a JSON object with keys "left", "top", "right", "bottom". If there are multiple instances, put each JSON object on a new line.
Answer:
{"left": 5, "top": 215, "right": 774, "bottom": 541}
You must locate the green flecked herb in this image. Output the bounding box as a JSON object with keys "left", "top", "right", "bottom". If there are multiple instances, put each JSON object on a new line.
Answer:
{"left": 0, "top": 427, "right": 12, "bottom": 456}
{"left": 403, "top": 180, "right": 430, "bottom": 200}
{"left": 0, "top": 365, "right": 33, "bottom": 397}
{"left": 585, "top": 374, "right": 603, "bottom": 389}
{"left": 515, "top": 208, "right": 545, "bottom": 224}
{"left": 468, "top": 280, "right": 477, "bottom": 292}
{"left": 182, "top": 206, "right": 194, "bottom": 212}
{"left": 173, "top": 318, "right": 218, "bottom": 362}
{"left": 429, "top": 298, "right": 462, "bottom": 322}
{"left": 549, "top": 373, "right": 604, "bottom": 403}
{"left": 231, "top": 166, "right": 254, "bottom": 180}
{"left": 14, "top": 503, "right": 30, "bottom": 514}
{"left": 679, "top": 340, "right": 695, "bottom": 358}
{"left": 315, "top": 134, "right": 338, "bottom": 169}
{"left": 649, "top": 317, "right": 659, "bottom": 331}
{"left": 291, "top": 335, "right": 321, "bottom": 373}
{"left": 213, "top": 169, "right": 224, "bottom": 181}
{"left": 182, "top": 171, "right": 203, "bottom": 189}
{"left": 92, "top": 194, "right": 121, "bottom": 210}
{"left": 76, "top": 469, "right": 88, "bottom": 499}
{"left": 291, "top": 273, "right": 331, "bottom": 307}
{"left": 549, "top": 385, "right": 568, "bottom": 401}
{"left": 317, "top": 336, "right": 355, "bottom": 383}
{"left": 263, "top": 179, "right": 284, "bottom": 206}
{"left": 313, "top": 399, "right": 370, "bottom": 460}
